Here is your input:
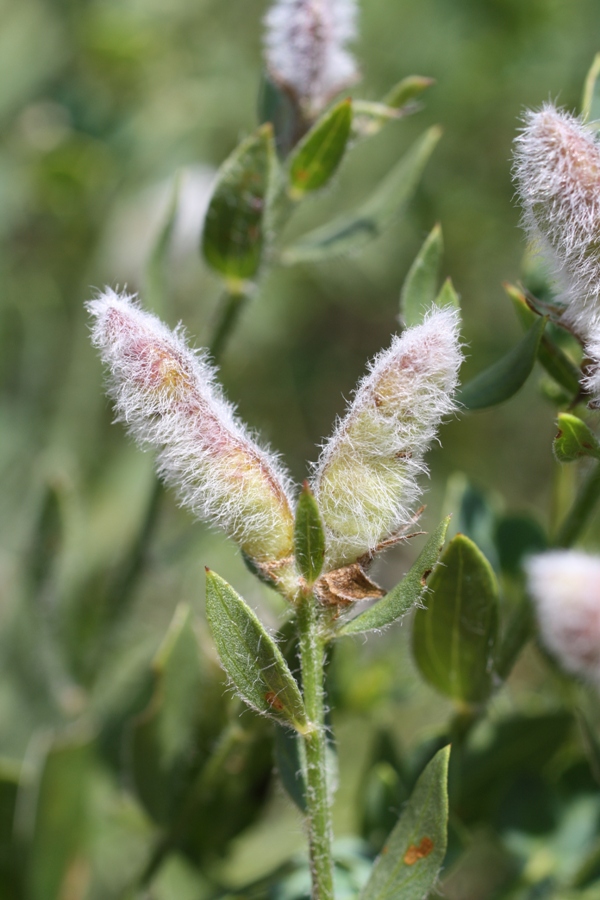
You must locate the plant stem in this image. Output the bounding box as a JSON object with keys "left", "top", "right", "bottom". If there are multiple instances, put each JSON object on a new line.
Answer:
{"left": 209, "top": 289, "right": 249, "bottom": 362}
{"left": 555, "top": 460, "right": 600, "bottom": 548}
{"left": 297, "top": 594, "right": 334, "bottom": 900}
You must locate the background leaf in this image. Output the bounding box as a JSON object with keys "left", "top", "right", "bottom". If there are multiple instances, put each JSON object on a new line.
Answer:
{"left": 412, "top": 534, "right": 499, "bottom": 703}
{"left": 460, "top": 317, "right": 546, "bottom": 410}
{"left": 400, "top": 223, "right": 443, "bottom": 326}
{"left": 202, "top": 124, "right": 274, "bottom": 284}
{"left": 360, "top": 745, "right": 450, "bottom": 900}
{"left": 281, "top": 127, "right": 441, "bottom": 264}
{"left": 554, "top": 413, "right": 600, "bottom": 463}
{"left": 287, "top": 99, "right": 352, "bottom": 199}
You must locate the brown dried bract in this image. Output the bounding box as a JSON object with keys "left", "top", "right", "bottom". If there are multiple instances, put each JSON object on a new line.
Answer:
{"left": 315, "top": 563, "right": 385, "bottom": 606}
{"left": 403, "top": 837, "right": 434, "bottom": 866}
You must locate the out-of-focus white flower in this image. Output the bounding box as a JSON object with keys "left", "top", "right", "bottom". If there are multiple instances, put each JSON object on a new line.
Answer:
{"left": 88, "top": 289, "right": 295, "bottom": 565}
{"left": 263, "top": 0, "right": 359, "bottom": 117}
{"left": 312, "top": 307, "right": 463, "bottom": 570}
{"left": 513, "top": 104, "right": 600, "bottom": 337}
{"left": 526, "top": 550, "right": 600, "bottom": 682}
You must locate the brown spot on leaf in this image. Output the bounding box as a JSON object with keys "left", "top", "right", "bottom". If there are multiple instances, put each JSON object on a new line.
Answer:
{"left": 403, "top": 837, "right": 434, "bottom": 866}
{"left": 420, "top": 568, "right": 432, "bottom": 587}
{"left": 265, "top": 692, "right": 285, "bottom": 711}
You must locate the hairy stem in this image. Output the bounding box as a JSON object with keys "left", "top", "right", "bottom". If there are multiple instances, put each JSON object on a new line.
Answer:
{"left": 555, "top": 460, "right": 600, "bottom": 548}
{"left": 297, "top": 594, "right": 334, "bottom": 900}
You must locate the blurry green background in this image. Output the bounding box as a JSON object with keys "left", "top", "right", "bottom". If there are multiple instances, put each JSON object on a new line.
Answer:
{"left": 2, "top": 0, "right": 600, "bottom": 897}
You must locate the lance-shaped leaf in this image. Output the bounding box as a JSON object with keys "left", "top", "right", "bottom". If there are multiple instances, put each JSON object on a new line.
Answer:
{"left": 287, "top": 98, "right": 352, "bottom": 199}
{"left": 400, "top": 224, "right": 443, "bottom": 327}
{"left": 360, "top": 745, "right": 450, "bottom": 900}
{"left": 554, "top": 413, "right": 600, "bottom": 463}
{"left": 281, "top": 127, "right": 441, "bottom": 264}
{"left": 294, "top": 482, "right": 325, "bottom": 585}
{"left": 459, "top": 317, "right": 546, "bottom": 411}
{"left": 582, "top": 52, "right": 600, "bottom": 126}
{"left": 505, "top": 283, "right": 580, "bottom": 395}
{"left": 353, "top": 78, "right": 433, "bottom": 141}
{"left": 413, "top": 534, "right": 499, "bottom": 703}
{"left": 205, "top": 570, "right": 309, "bottom": 733}
{"left": 128, "top": 604, "right": 203, "bottom": 826}
{"left": 338, "top": 518, "right": 450, "bottom": 636}
{"left": 202, "top": 124, "right": 274, "bottom": 285}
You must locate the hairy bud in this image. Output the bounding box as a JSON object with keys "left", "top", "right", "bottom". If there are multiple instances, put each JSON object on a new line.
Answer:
{"left": 526, "top": 551, "right": 600, "bottom": 683}
{"left": 88, "top": 290, "right": 295, "bottom": 564}
{"left": 263, "top": 0, "right": 359, "bottom": 117}
{"left": 312, "top": 307, "right": 462, "bottom": 570}
{"left": 513, "top": 104, "right": 600, "bottom": 335}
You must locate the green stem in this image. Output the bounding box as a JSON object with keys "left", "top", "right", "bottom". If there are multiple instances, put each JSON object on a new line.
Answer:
{"left": 297, "top": 595, "right": 334, "bottom": 900}
{"left": 209, "top": 290, "right": 249, "bottom": 362}
{"left": 555, "top": 460, "right": 600, "bottom": 548}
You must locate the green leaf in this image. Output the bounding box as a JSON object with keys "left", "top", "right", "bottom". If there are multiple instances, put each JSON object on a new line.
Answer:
{"left": 360, "top": 762, "right": 407, "bottom": 854}
{"left": 400, "top": 224, "right": 443, "bottom": 326}
{"left": 554, "top": 413, "right": 600, "bottom": 463}
{"left": 383, "top": 75, "right": 435, "bottom": 111}
{"left": 145, "top": 173, "right": 180, "bottom": 316}
{"left": 202, "top": 124, "right": 275, "bottom": 285}
{"left": 459, "top": 317, "right": 546, "bottom": 411}
{"left": 582, "top": 53, "right": 600, "bottom": 125}
{"left": 19, "top": 736, "right": 92, "bottom": 900}
{"left": 294, "top": 482, "right": 325, "bottom": 585}
{"left": 205, "top": 570, "right": 309, "bottom": 733}
{"left": 352, "top": 101, "right": 404, "bottom": 139}
{"left": 128, "top": 604, "right": 204, "bottom": 825}
{"left": 0, "top": 760, "right": 20, "bottom": 889}
{"left": 339, "top": 518, "right": 450, "bottom": 636}
{"left": 360, "top": 746, "right": 450, "bottom": 900}
{"left": 505, "top": 283, "right": 580, "bottom": 395}
{"left": 434, "top": 277, "right": 460, "bottom": 313}
{"left": 281, "top": 127, "right": 441, "bottom": 264}
{"left": 494, "top": 514, "right": 547, "bottom": 579}
{"left": 412, "top": 535, "right": 499, "bottom": 703}
{"left": 287, "top": 98, "right": 352, "bottom": 199}
{"left": 274, "top": 725, "right": 307, "bottom": 813}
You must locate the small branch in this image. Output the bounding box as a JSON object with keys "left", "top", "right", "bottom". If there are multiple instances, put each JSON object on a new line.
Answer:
{"left": 555, "top": 460, "right": 600, "bottom": 548}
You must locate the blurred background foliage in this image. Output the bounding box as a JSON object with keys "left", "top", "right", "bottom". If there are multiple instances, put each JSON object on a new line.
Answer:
{"left": 3, "top": 0, "right": 600, "bottom": 898}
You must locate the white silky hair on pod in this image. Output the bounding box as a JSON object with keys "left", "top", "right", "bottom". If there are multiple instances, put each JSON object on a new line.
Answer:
{"left": 312, "top": 306, "right": 463, "bottom": 570}
{"left": 513, "top": 103, "right": 600, "bottom": 338}
{"left": 263, "top": 0, "right": 359, "bottom": 114}
{"left": 526, "top": 550, "right": 600, "bottom": 683}
{"left": 87, "top": 289, "right": 295, "bottom": 563}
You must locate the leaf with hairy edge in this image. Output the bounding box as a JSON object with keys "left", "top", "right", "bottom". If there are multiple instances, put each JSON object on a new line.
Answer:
{"left": 205, "top": 570, "right": 309, "bottom": 733}
{"left": 294, "top": 482, "right": 325, "bottom": 585}
{"left": 459, "top": 317, "right": 546, "bottom": 411}
{"left": 360, "top": 746, "right": 450, "bottom": 900}
{"left": 413, "top": 534, "right": 499, "bottom": 703}
{"left": 338, "top": 518, "right": 450, "bottom": 636}
{"left": 288, "top": 99, "right": 352, "bottom": 199}
{"left": 400, "top": 224, "right": 443, "bottom": 326}
{"left": 582, "top": 53, "right": 600, "bottom": 126}
{"left": 505, "top": 283, "right": 580, "bottom": 395}
{"left": 281, "top": 127, "right": 441, "bottom": 264}
{"left": 202, "top": 124, "right": 275, "bottom": 285}
{"left": 554, "top": 413, "right": 600, "bottom": 463}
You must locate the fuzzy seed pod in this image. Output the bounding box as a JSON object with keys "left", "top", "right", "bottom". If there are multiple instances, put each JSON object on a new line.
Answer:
{"left": 88, "top": 289, "right": 295, "bottom": 564}
{"left": 526, "top": 551, "right": 600, "bottom": 683}
{"left": 513, "top": 103, "right": 600, "bottom": 336}
{"left": 263, "top": 0, "right": 359, "bottom": 117}
{"left": 312, "top": 307, "right": 462, "bottom": 571}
